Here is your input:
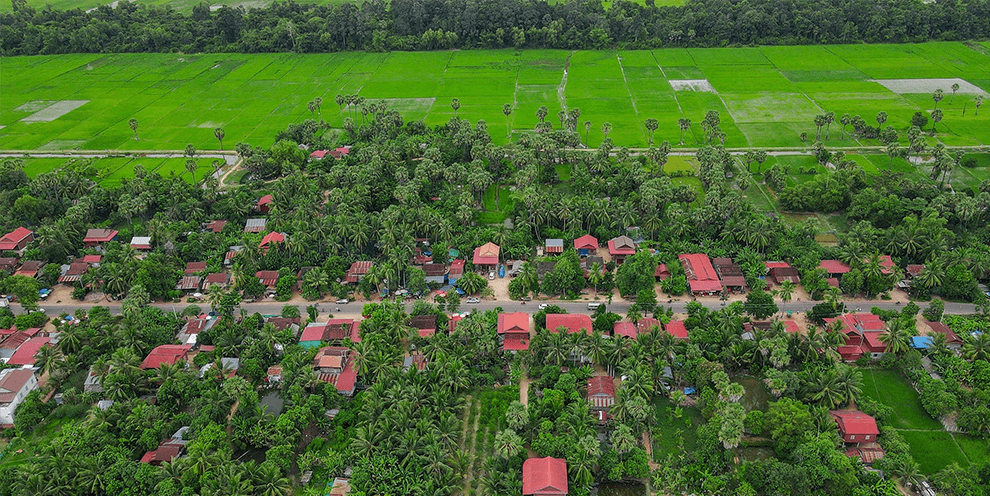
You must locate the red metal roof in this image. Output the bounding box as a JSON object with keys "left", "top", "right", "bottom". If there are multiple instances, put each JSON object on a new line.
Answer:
{"left": 82, "top": 255, "right": 102, "bottom": 264}
{"left": 185, "top": 262, "right": 207, "bottom": 274}
{"left": 819, "top": 260, "right": 852, "bottom": 274}
{"left": 878, "top": 255, "right": 896, "bottom": 274}
{"left": 607, "top": 236, "right": 636, "bottom": 255}
{"left": 637, "top": 318, "right": 662, "bottom": 334}
{"left": 546, "top": 314, "right": 592, "bottom": 334}
{"left": 256, "top": 270, "right": 280, "bottom": 287}
{"left": 665, "top": 320, "right": 689, "bottom": 340}
{"left": 175, "top": 276, "right": 202, "bottom": 291}
{"left": 204, "top": 273, "right": 229, "bottom": 285}
{"left": 587, "top": 376, "right": 615, "bottom": 398}
{"left": 503, "top": 335, "right": 529, "bottom": 351}
{"left": 259, "top": 232, "right": 285, "bottom": 248}
{"left": 680, "top": 253, "right": 721, "bottom": 293}
{"left": 141, "top": 345, "right": 192, "bottom": 369}
{"left": 83, "top": 228, "right": 118, "bottom": 243}
{"left": 257, "top": 194, "right": 273, "bottom": 207}
{"left": 613, "top": 322, "right": 637, "bottom": 339}
{"left": 473, "top": 242, "right": 500, "bottom": 266}
{"left": 203, "top": 220, "right": 227, "bottom": 233}
{"left": 926, "top": 320, "right": 962, "bottom": 344}
{"left": 906, "top": 264, "right": 925, "bottom": 277}
{"left": 831, "top": 410, "right": 880, "bottom": 436}
{"left": 654, "top": 264, "right": 670, "bottom": 279}
{"left": 7, "top": 337, "right": 52, "bottom": 366}
{"left": 498, "top": 312, "right": 530, "bottom": 335}
{"left": 346, "top": 261, "right": 372, "bottom": 283}
{"left": 574, "top": 234, "right": 599, "bottom": 251}
{"left": 764, "top": 261, "right": 791, "bottom": 270}
{"left": 784, "top": 320, "right": 800, "bottom": 333}
{"left": 139, "top": 443, "right": 183, "bottom": 464}
{"left": 448, "top": 259, "right": 465, "bottom": 276}
{"left": 0, "top": 369, "right": 36, "bottom": 404}
{"left": 522, "top": 457, "right": 568, "bottom": 496}
{"left": 862, "top": 332, "right": 887, "bottom": 352}
{"left": 310, "top": 149, "right": 329, "bottom": 159}
{"left": 0, "top": 227, "right": 33, "bottom": 251}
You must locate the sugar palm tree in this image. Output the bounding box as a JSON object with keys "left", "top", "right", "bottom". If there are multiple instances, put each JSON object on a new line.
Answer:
{"left": 502, "top": 103, "right": 512, "bottom": 138}
{"left": 214, "top": 127, "right": 226, "bottom": 150}
{"left": 129, "top": 118, "right": 139, "bottom": 140}
{"left": 601, "top": 121, "right": 612, "bottom": 140}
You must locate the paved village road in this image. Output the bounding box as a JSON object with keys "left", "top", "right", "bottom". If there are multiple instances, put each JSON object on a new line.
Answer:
{"left": 14, "top": 297, "right": 978, "bottom": 320}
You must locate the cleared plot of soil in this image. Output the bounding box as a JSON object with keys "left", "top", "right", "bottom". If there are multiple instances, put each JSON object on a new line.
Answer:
{"left": 872, "top": 78, "right": 988, "bottom": 95}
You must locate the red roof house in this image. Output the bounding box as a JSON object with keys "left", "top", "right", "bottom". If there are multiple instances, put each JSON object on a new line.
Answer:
{"left": 83, "top": 228, "right": 118, "bottom": 247}
{"left": 473, "top": 242, "right": 500, "bottom": 267}
{"left": 410, "top": 314, "right": 437, "bottom": 338}
{"left": 546, "top": 314, "right": 592, "bottom": 334}
{"left": 766, "top": 261, "right": 800, "bottom": 284}
{"left": 13, "top": 260, "right": 41, "bottom": 278}
{"left": 825, "top": 313, "right": 888, "bottom": 361}
{"left": 906, "top": 264, "right": 925, "bottom": 278}
{"left": 203, "top": 220, "right": 227, "bottom": 233}
{"left": 522, "top": 457, "right": 568, "bottom": 496}
{"left": 448, "top": 259, "right": 466, "bottom": 283}
{"left": 878, "top": 255, "right": 896, "bottom": 275}
{"left": 607, "top": 236, "right": 636, "bottom": 265}
{"left": 819, "top": 260, "right": 852, "bottom": 276}
{"left": 257, "top": 194, "right": 273, "bottom": 213}
{"left": 141, "top": 345, "right": 193, "bottom": 369}
{"left": 925, "top": 320, "right": 962, "bottom": 346}
{"left": 0, "top": 227, "right": 33, "bottom": 252}
{"left": 574, "top": 235, "right": 599, "bottom": 255}
{"left": 587, "top": 376, "right": 616, "bottom": 410}
{"left": 257, "top": 270, "right": 280, "bottom": 288}
{"left": 313, "top": 346, "right": 358, "bottom": 396}
{"left": 679, "top": 253, "right": 722, "bottom": 295}
{"left": 654, "top": 264, "right": 671, "bottom": 280}
{"left": 498, "top": 312, "right": 530, "bottom": 351}
{"left": 831, "top": 410, "right": 880, "bottom": 444}
{"left": 6, "top": 337, "right": 52, "bottom": 366}
{"left": 345, "top": 261, "right": 372, "bottom": 283}
{"left": 139, "top": 443, "right": 184, "bottom": 465}
{"left": 637, "top": 318, "right": 662, "bottom": 334}
{"left": 613, "top": 322, "right": 637, "bottom": 339}
{"left": 300, "top": 319, "right": 355, "bottom": 346}
{"left": 259, "top": 232, "right": 285, "bottom": 251}
{"left": 664, "top": 320, "right": 689, "bottom": 340}
{"left": 310, "top": 149, "right": 329, "bottom": 159}
{"left": 185, "top": 262, "right": 208, "bottom": 274}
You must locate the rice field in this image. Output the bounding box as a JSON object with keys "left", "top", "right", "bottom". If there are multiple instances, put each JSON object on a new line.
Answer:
{"left": 2, "top": 43, "right": 990, "bottom": 154}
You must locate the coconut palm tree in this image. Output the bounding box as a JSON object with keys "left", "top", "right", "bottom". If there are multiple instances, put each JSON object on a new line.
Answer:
{"left": 962, "top": 330, "right": 990, "bottom": 361}
{"left": 880, "top": 319, "right": 913, "bottom": 356}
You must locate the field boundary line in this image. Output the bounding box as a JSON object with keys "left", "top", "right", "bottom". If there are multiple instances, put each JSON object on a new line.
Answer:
{"left": 948, "top": 433, "right": 973, "bottom": 464}
{"left": 616, "top": 54, "right": 644, "bottom": 142}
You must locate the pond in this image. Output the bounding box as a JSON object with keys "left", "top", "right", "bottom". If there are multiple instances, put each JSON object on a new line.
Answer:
{"left": 736, "top": 446, "right": 775, "bottom": 463}
{"left": 732, "top": 375, "right": 770, "bottom": 412}
{"left": 259, "top": 390, "right": 284, "bottom": 416}
{"left": 596, "top": 482, "right": 647, "bottom": 496}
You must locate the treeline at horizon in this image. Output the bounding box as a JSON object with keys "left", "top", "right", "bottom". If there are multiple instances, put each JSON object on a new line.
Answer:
{"left": 2, "top": 0, "right": 990, "bottom": 56}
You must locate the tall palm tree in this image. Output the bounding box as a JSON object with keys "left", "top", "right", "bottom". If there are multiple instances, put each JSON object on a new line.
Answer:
{"left": 880, "top": 319, "right": 912, "bottom": 356}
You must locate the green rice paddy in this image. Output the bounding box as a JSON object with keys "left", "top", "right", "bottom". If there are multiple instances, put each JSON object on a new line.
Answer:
{"left": 3, "top": 43, "right": 990, "bottom": 154}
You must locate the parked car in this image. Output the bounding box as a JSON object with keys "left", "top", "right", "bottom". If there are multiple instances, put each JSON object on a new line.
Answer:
{"left": 538, "top": 303, "right": 549, "bottom": 310}
{"left": 466, "top": 297, "right": 481, "bottom": 304}
{"left": 335, "top": 299, "right": 349, "bottom": 304}
{"left": 488, "top": 271, "right": 496, "bottom": 280}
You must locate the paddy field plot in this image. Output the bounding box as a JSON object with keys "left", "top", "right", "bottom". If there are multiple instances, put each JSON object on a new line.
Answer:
{"left": 3, "top": 43, "right": 990, "bottom": 155}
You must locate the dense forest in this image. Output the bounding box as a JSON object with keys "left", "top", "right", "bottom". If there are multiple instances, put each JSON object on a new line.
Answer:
{"left": 2, "top": 0, "right": 990, "bottom": 55}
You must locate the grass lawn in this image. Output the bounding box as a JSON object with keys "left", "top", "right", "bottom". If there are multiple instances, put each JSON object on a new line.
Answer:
{"left": 482, "top": 184, "right": 514, "bottom": 212}
{"left": 5, "top": 42, "right": 990, "bottom": 160}
{"left": 860, "top": 369, "right": 942, "bottom": 430}
{"left": 0, "top": 418, "right": 78, "bottom": 469}
{"left": 651, "top": 396, "right": 704, "bottom": 461}
{"left": 953, "top": 433, "right": 990, "bottom": 466}
{"left": 898, "top": 430, "right": 969, "bottom": 474}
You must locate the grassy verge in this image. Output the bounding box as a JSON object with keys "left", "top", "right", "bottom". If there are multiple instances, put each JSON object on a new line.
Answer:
{"left": 860, "top": 369, "right": 941, "bottom": 430}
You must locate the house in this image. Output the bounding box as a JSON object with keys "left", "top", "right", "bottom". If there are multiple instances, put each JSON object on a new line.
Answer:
{"left": 607, "top": 236, "right": 637, "bottom": 265}
{"left": 176, "top": 317, "right": 217, "bottom": 345}
{"left": 224, "top": 245, "right": 244, "bottom": 265}
{"left": 184, "top": 262, "right": 207, "bottom": 275}
{"left": 679, "top": 253, "right": 722, "bottom": 295}
{"left": 825, "top": 313, "right": 887, "bottom": 361}
{"left": 312, "top": 147, "right": 352, "bottom": 160}
{"left": 300, "top": 319, "right": 355, "bottom": 348}
{"left": 199, "top": 357, "right": 240, "bottom": 379}
{"left": 0, "top": 227, "right": 33, "bottom": 253}
{"left": 259, "top": 232, "right": 285, "bottom": 251}
{"left": 448, "top": 259, "right": 466, "bottom": 285}
{"left": 664, "top": 320, "right": 689, "bottom": 340}
{"left": 175, "top": 276, "right": 202, "bottom": 293}
{"left": 257, "top": 194, "right": 274, "bottom": 213}
{"left": 878, "top": 255, "right": 896, "bottom": 275}
{"left": 819, "top": 260, "right": 852, "bottom": 278}
{"left": 613, "top": 322, "right": 638, "bottom": 339}
{"left": 0, "top": 369, "right": 40, "bottom": 428}
{"left": 83, "top": 228, "right": 118, "bottom": 247}
{"left": 266, "top": 366, "right": 283, "bottom": 384}
{"left": 345, "top": 261, "right": 373, "bottom": 284}
{"left": 831, "top": 409, "right": 880, "bottom": 444}
{"left": 312, "top": 346, "right": 358, "bottom": 396}
{"left": 257, "top": 271, "right": 280, "bottom": 289}
{"left": 203, "top": 273, "right": 230, "bottom": 290}
{"left": 0, "top": 331, "right": 31, "bottom": 363}
{"left": 544, "top": 239, "right": 564, "bottom": 255}
{"left": 574, "top": 235, "right": 599, "bottom": 256}
{"left": 265, "top": 316, "right": 301, "bottom": 333}
{"left": 473, "top": 242, "right": 500, "bottom": 269}
{"left": 13, "top": 260, "right": 42, "bottom": 278}
{"left": 402, "top": 353, "right": 429, "bottom": 371}
{"left": 410, "top": 315, "right": 437, "bottom": 338}
{"left": 423, "top": 263, "right": 447, "bottom": 284}
{"left": 140, "top": 427, "right": 190, "bottom": 465}
{"left": 141, "top": 344, "right": 193, "bottom": 369}
{"left": 766, "top": 261, "right": 800, "bottom": 284}
{"left": 244, "top": 218, "right": 267, "bottom": 233}
{"left": 924, "top": 320, "right": 963, "bottom": 351}
{"left": 202, "top": 220, "right": 227, "bottom": 233}
{"left": 831, "top": 410, "right": 884, "bottom": 464}
{"left": 522, "top": 457, "right": 568, "bottom": 496}
{"left": 129, "top": 236, "right": 152, "bottom": 252}
{"left": 546, "top": 314, "right": 592, "bottom": 334}
{"left": 587, "top": 376, "right": 615, "bottom": 412}
{"left": 328, "top": 477, "right": 352, "bottom": 496}
{"left": 498, "top": 312, "right": 531, "bottom": 352}
{"left": 906, "top": 264, "right": 925, "bottom": 278}
{"left": 310, "top": 149, "right": 330, "bottom": 160}
{"left": 0, "top": 258, "right": 17, "bottom": 273}
{"left": 83, "top": 366, "right": 103, "bottom": 393}
{"left": 7, "top": 337, "right": 52, "bottom": 366}
{"left": 713, "top": 257, "right": 747, "bottom": 293}
{"left": 654, "top": 264, "right": 670, "bottom": 281}
{"left": 637, "top": 318, "right": 662, "bottom": 334}
{"left": 784, "top": 320, "right": 801, "bottom": 334}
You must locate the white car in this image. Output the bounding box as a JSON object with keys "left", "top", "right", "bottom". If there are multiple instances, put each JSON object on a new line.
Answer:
{"left": 538, "top": 303, "right": 549, "bottom": 310}
{"left": 488, "top": 271, "right": 496, "bottom": 280}
{"left": 335, "top": 299, "right": 349, "bottom": 304}
{"left": 466, "top": 297, "right": 481, "bottom": 304}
